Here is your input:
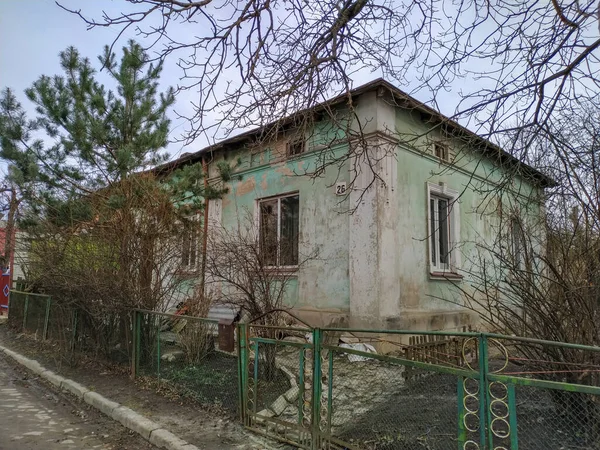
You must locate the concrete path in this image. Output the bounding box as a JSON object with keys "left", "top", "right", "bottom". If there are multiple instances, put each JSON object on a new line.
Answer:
{"left": 0, "top": 353, "right": 156, "bottom": 449}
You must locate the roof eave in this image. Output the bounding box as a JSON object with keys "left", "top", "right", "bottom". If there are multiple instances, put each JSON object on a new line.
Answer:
{"left": 156, "top": 78, "right": 555, "bottom": 188}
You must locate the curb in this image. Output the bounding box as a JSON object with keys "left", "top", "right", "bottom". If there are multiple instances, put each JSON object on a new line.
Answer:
{"left": 0, "top": 344, "right": 199, "bottom": 450}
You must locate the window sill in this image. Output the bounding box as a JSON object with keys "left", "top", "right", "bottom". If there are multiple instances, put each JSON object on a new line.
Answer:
{"left": 175, "top": 269, "right": 200, "bottom": 279}
{"left": 429, "top": 271, "right": 464, "bottom": 281}
{"left": 264, "top": 266, "right": 299, "bottom": 275}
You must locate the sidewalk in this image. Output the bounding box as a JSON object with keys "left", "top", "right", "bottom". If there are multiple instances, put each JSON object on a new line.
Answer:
{"left": 0, "top": 324, "right": 282, "bottom": 450}
{"left": 0, "top": 352, "right": 157, "bottom": 449}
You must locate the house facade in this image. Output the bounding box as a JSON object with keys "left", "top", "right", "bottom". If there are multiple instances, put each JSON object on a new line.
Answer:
{"left": 166, "top": 79, "right": 550, "bottom": 331}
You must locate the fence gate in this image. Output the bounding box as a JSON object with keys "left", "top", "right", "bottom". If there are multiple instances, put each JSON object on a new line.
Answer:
{"left": 239, "top": 321, "right": 319, "bottom": 448}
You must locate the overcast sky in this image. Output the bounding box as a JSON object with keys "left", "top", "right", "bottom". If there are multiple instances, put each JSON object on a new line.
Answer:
{"left": 0, "top": 0, "right": 465, "bottom": 163}
{"left": 0, "top": 0, "right": 201, "bottom": 159}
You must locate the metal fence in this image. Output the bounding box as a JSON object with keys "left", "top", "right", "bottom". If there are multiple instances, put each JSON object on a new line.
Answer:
{"left": 132, "top": 309, "right": 240, "bottom": 416}
{"left": 7, "top": 290, "right": 600, "bottom": 449}
{"left": 7, "top": 290, "right": 133, "bottom": 364}
{"left": 239, "top": 325, "right": 600, "bottom": 450}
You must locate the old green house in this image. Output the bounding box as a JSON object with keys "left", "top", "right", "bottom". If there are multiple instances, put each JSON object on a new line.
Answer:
{"left": 164, "top": 79, "right": 551, "bottom": 331}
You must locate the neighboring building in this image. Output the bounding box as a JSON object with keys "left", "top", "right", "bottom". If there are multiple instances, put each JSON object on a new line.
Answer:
{"left": 0, "top": 225, "right": 19, "bottom": 313}
{"left": 160, "top": 79, "right": 551, "bottom": 331}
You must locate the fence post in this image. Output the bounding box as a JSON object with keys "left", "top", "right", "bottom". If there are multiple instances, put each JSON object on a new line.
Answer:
{"left": 70, "top": 309, "right": 78, "bottom": 353}
{"left": 311, "top": 328, "right": 323, "bottom": 450}
{"left": 43, "top": 296, "right": 51, "bottom": 340}
{"left": 237, "top": 323, "right": 247, "bottom": 423}
{"left": 507, "top": 383, "right": 519, "bottom": 449}
{"left": 478, "top": 334, "right": 490, "bottom": 450}
{"left": 156, "top": 314, "right": 161, "bottom": 382}
{"left": 22, "top": 293, "right": 29, "bottom": 332}
{"left": 131, "top": 310, "right": 138, "bottom": 379}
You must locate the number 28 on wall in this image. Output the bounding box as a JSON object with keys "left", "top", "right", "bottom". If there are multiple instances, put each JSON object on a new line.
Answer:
{"left": 335, "top": 182, "right": 347, "bottom": 195}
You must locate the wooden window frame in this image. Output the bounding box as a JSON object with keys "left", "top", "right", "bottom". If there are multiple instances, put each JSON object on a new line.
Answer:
{"left": 434, "top": 142, "right": 449, "bottom": 162}
{"left": 257, "top": 192, "right": 300, "bottom": 268}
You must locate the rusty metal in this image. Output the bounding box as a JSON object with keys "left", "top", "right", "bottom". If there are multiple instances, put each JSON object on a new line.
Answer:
{"left": 218, "top": 318, "right": 235, "bottom": 352}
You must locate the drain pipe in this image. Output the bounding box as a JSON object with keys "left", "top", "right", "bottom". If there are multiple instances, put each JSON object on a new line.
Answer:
{"left": 199, "top": 155, "right": 210, "bottom": 299}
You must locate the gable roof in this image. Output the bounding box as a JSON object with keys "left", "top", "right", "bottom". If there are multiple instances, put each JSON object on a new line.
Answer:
{"left": 157, "top": 78, "right": 554, "bottom": 188}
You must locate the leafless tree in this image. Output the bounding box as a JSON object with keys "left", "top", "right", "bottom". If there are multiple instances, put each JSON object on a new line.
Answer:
{"left": 25, "top": 174, "right": 202, "bottom": 361}
{"left": 59, "top": 1, "right": 600, "bottom": 200}
{"left": 204, "top": 211, "right": 316, "bottom": 378}
{"left": 205, "top": 212, "right": 314, "bottom": 318}
{"left": 445, "top": 99, "right": 600, "bottom": 394}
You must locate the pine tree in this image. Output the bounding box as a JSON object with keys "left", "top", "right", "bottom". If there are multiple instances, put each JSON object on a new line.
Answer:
{"left": 23, "top": 40, "right": 175, "bottom": 197}
{"left": 0, "top": 41, "right": 235, "bottom": 320}
{"left": 0, "top": 88, "right": 40, "bottom": 270}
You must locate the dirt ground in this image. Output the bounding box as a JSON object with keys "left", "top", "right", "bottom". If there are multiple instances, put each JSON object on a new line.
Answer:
{"left": 0, "top": 323, "right": 286, "bottom": 450}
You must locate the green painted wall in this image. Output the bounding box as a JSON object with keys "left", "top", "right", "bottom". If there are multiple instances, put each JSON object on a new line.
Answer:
{"left": 202, "top": 91, "right": 545, "bottom": 329}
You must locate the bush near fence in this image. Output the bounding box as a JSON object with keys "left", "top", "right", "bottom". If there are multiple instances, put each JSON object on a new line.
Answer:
{"left": 134, "top": 309, "right": 240, "bottom": 415}
{"left": 7, "top": 290, "right": 600, "bottom": 450}
{"left": 7, "top": 291, "right": 240, "bottom": 416}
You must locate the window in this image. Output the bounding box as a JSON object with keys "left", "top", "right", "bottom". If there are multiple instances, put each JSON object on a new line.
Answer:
{"left": 286, "top": 138, "right": 305, "bottom": 157}
{"left": 434, "top": 142, "right": 449, "bottom": 161}
{"left": 430, "top": 195, "right": 451, "bottom": 270}
{"left": 510, "top": 217, "right": 526, "bottom": 269}
{"left": 181, "top": 217, "right": 199, "bottom": 270}
{"left": 428, "top": 183, "right": 460, "bottom": 274}
{"left": 259, "top": 194, "right": 300, "bottom": 266}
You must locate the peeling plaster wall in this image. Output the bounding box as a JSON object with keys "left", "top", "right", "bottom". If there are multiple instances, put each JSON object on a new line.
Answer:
{"left": 348, "top": 90, "right": 401, "bottom": 328}
{"left": 202, "top": 89, "right": 544, "bottom": 331}
{"left": 209, "top": 131, "right": 352, "bottom": 327}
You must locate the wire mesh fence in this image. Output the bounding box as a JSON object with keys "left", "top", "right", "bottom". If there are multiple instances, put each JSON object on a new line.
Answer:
{"left": 46, "top": 300, "right": 75, "bottom": 350}
{"left": 22, "top": 294, "right": 49, "bottom": 337}
{"left": 241, "top": 326, "right": 600, "bottom": 450}
{"left": 7, "top": 290, "right": 600, "bottom": 450}
{"left": 242, "top": 324, "right": 314, "bottom": 447}
{"left": 76, "top": 309, "right": 133, "bottom": 365}
{"left": 134, "top": 309, "right": 240, "bottom": 416}
{"left": 7, "top": 289, "right": 26, "bottom": 331}
{"left": 319, "top": 329, "right": 478, "bottom": 450}
{"left": 485, "top": 335, "right": 600, "bottom": 450}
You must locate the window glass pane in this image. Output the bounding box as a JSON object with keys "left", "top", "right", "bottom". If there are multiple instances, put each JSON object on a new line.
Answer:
{"left": 287, "top": 140, "right": 305, "bottom": 157}
{"left": 260, "top": 200, "right": 278, "bottom": 266}
{"left": 430, "top": 198, "right": 436, "bottom": 265}
{"left": 512, "top": 218, "right": 524, "bottom": 267}
{"left": 438, "top": 198, "right": 449, "bottom": 265}
{"left": 280, "top": 195, "right": 299, "bottom": 265}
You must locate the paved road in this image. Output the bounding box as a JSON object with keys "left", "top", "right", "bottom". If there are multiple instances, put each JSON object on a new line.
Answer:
{"left": 0, "top": 353, "right": 156, "bottom": 449}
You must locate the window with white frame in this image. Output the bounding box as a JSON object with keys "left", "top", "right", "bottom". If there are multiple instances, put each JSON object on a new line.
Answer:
{"left": 259, "top": 193, "right": 300, "bottom": 266}
{"left": 181, "top": 216, "right": 200, "bottom": 270}
{"left": 428, "top": 183, "right": 460, "bottom": 273}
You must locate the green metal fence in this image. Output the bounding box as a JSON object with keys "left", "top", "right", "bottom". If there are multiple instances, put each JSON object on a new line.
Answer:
{"left": 239, "top": 326, "right": 600, "bottom": 450}
{"left": 7, "top": 290, "right": 600, "bottom": 449}
{"left": 132, "top": 309, "right": 240, "bottom": 415}
{"left": 7, "top": 290, "right": 132, "bottom": 365}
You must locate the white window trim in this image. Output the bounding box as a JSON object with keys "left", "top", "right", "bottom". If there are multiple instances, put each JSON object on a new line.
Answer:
{"left": 256, "top": 192, "right": 300, "bottom": 269}
{"left": 427, "top": 182, "right": 461, "bottom": 276}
